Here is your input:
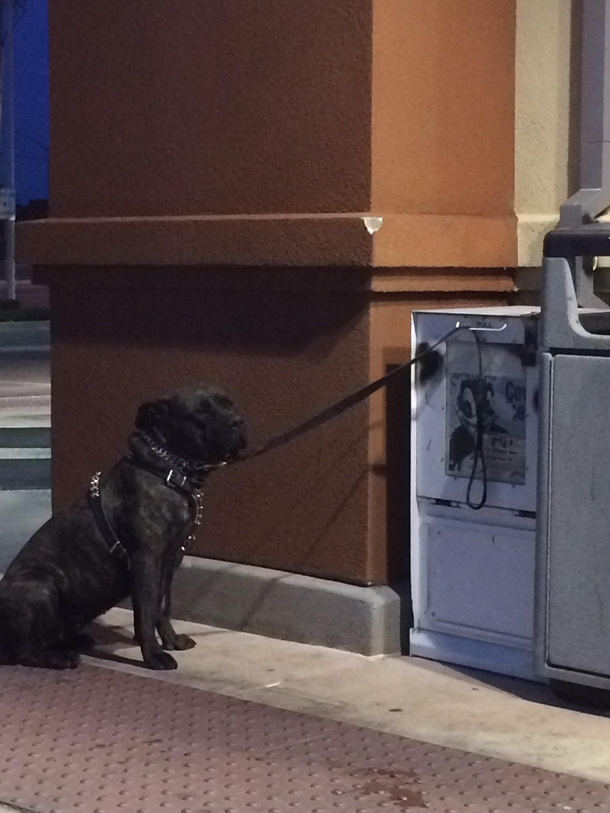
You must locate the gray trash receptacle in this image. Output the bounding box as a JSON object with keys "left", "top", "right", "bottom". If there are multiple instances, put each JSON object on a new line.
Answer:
{"left": 536, "top": 225, "right": 610, "bottom": 690}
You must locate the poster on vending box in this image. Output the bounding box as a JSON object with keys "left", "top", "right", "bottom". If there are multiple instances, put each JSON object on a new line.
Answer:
{"left": 445, "top": 340, "right": 527, "bottom": 486}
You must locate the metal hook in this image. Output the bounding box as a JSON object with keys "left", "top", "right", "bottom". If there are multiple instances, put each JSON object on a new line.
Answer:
{"left": 455, "top": 320, "right": 508, "bottom": 333}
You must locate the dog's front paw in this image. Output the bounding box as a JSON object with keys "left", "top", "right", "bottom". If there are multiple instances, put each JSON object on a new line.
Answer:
{"left": 144, "top": 650, "right": 178, "bottom": 670}
{"left": 163, "top": 633, "right": 196, "bottom": 651}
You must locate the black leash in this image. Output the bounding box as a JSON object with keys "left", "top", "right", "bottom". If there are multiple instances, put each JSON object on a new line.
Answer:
{"left": 233, "top": 323, "right": 466, "bottom": 465}
{"left": 465, "top": 330, "right": 487, "bottom": 510}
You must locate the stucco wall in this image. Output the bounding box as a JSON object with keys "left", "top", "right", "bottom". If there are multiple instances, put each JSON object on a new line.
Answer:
{"left": 48, "top": 268, "right": 380, "bottom": 584}
{"left": 372, "top": 0, "right": 516, "bottom": 217}
{"left": 515, "top": 0, "right": 577, "bottom": 266}
{"left": 32, "top": 0, "right": 523, "bottom": 271}
{"left": 49, "top": 0, "right": 373, "bottom": 218}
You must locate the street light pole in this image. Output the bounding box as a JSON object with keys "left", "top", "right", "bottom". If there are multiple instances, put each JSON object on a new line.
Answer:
{"left": 2, "top": 0, "right": 15, "bottom": 303}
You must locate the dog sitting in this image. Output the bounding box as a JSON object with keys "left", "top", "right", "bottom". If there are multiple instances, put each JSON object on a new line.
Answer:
{"left": 0, "top": 384, "right": 246, "bottom": 671}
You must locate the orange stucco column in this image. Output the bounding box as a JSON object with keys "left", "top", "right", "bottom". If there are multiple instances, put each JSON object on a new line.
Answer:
{"left": 20, "top": 0, "right": 518, "bottom": 589}
{"left": 23, "top": 0, "right": 517, "bottom": 269}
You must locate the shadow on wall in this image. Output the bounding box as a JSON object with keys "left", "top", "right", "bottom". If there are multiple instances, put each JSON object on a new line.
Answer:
{"left": 54, "top": 268, "right": 373, "bottom": 358}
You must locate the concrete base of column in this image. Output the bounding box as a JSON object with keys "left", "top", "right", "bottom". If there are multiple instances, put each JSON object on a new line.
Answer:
{"left": 169, "top": 556, "right": 411, "bottom": 656}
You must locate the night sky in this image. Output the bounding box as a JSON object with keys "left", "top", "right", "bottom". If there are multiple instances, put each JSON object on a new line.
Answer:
{"left": 13, "top": 0, "right": 49, "bottom": 205}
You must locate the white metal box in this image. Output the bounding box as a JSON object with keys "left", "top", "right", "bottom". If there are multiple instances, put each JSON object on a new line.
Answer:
{"left": 410, "top": 307, "right": 540, "bottom": 680}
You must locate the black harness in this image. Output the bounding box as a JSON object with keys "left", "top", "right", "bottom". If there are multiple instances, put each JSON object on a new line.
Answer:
{"left": 88, "top": 456, "right": 204, "bottom": 571}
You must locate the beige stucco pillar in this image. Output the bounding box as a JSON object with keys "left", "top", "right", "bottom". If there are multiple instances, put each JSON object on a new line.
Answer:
{"left": 515, "top": 0, "right": 577, "bottom": 267}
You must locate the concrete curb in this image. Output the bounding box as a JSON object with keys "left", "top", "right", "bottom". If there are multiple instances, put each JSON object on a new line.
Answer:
{"left": 171, "top": 556, "right": 410, "bottom": 656}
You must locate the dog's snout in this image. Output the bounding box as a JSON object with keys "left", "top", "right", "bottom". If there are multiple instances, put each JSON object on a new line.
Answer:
{"left": 232, "top": 415, "right": 247, "bottom": 452}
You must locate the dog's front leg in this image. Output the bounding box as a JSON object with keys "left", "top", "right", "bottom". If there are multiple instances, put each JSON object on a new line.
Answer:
{"left": 157, "top": 562, "right": 196, "bottom": 651}
{"left": 131, "top": 552, "right": 177, "bottom": 670}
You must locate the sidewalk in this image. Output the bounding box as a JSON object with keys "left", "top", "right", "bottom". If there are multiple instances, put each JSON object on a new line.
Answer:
{"left": 1, "top": 608, "right": 610, "bottom": 813}
{"left": 90, "top": 608, "right": 610, "bottom": 784}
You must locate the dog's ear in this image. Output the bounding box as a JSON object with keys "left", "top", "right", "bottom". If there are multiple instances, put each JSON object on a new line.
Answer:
{"left": 135, "top": 398, "right": 170, "bottom": 432}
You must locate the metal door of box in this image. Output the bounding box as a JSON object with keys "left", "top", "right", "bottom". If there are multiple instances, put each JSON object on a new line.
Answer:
{"left": 545, "top": 354, "right": 610, "bottom": 677}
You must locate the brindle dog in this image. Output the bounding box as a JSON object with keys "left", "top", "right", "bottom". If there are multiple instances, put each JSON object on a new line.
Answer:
{"left": 0, "top": 385, "right": 246, "bottom": 671}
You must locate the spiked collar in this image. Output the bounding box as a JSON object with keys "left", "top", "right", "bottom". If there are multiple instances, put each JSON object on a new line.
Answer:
{"left": 126, "top": 431, "right": 227, "bottom": 494}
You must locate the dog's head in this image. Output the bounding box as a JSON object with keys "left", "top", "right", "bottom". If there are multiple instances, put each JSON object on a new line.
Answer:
{"left": 135, "top": 385, "right": 247, "bottom": 467}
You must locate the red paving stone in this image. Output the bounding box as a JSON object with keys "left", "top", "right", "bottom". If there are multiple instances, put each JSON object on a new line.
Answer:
{"left": 0, "top": 662, "right": 608, "bottom": 812}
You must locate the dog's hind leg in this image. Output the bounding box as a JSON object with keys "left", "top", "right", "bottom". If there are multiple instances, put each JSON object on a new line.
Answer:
{"left": 156, "top": 562, "right": 196, "bottom": 652}
{"left": 0, "top": 575, "right": 81, "bottom": 670}
{"left": 69, "top": 633, "right": 96, "bottom": 652}
{"left": 18, "top": 649, "right": 80, "bottom": 669}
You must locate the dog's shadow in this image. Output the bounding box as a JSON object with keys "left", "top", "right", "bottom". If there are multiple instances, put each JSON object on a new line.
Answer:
{"left": 87, "top": 620, "right": 135, "bottom": 647}
{"left": 83, "top": 617, "right": 225, "bottom": 670}
{"left": 82, "top": 620, "right": 143, "bottom": 668}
